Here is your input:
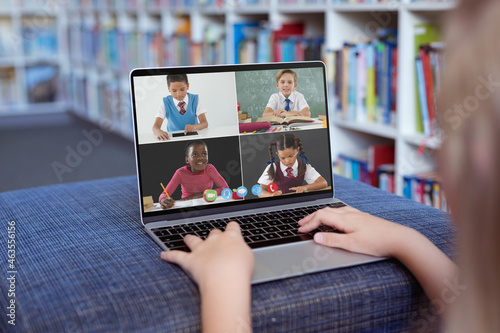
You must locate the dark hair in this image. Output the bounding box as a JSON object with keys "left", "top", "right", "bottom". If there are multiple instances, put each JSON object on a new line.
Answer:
{"left": 184, "top": 140, "right": 207, "bottom": 157}
{"left": 167, "top": 74, "right": 189, "bottom": 87}
{"left": 267, "top": 134, "right": 308, "bottom": 180}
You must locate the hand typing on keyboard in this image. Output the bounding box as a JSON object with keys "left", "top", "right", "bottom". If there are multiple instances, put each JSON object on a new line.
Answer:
{"left": 160, "top": 222, "right": 254, "bottom": 332}
{"left": 298, "top": 205, "right": 414, "bottom": 258}
{"left": 161, "top": 222, "right": 254, "bottom": 284}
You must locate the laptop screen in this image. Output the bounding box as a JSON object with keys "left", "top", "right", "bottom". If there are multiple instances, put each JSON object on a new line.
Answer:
{"left": 130, "top": 61, "right": 334, "bottom": 224}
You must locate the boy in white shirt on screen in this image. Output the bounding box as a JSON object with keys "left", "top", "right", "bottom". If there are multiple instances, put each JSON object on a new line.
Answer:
{"left": 262, "top": 69, "right": 311, "bottom": 118}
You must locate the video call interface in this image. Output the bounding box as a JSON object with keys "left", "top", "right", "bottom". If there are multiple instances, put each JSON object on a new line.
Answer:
{"left": 131, "top": 63, "right": 334, "bottom": 217}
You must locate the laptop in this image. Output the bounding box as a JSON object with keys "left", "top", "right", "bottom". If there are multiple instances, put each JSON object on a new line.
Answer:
{"left": 129, "top": 61, "right": 383, "bottom": 284}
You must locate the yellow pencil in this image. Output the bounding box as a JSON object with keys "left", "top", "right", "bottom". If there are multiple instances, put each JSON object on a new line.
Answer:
{"left": 160, "top": 183, "right": 170, "bottom": 198}
{"left": 251, "top": 130, "right": 257, "bottom": 134}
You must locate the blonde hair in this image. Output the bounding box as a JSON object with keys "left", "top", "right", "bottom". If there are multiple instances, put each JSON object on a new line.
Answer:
{"left": 276, "top": 69, "right": 298, "bottom": 84}
{"left": 439, "top": 0, "right": 500, "bottom": 331}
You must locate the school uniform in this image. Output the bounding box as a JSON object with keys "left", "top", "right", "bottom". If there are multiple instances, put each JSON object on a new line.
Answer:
{"left": 156, "top": 92, "right": 206, "bottom": 132}
{"left": 258, "top": 160, "right": 321, "bottom": 194}
{"left": 159, "top": 164, "right": 228, "bottom": 202}
{"left": 266, "top": 90, "right": 309, "bottom": 113}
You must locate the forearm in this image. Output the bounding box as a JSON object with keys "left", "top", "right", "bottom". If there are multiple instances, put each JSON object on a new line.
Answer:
{"left": 392, "top": 227, "right": 458, "bottom": 316}
{"left": 263, "top": 108, "right": 274, "bottom": 117}
{"left": 199, "top": 278, "right": 252, "bottom": 333}
{"left": 300, "top": 108, "right": 311, "bottom": 117}
{"left": 258, "top": 190, "right": 271, "bottom": 198}
{"left": 153, "top": 124, "right": 162, "bottom": 133}
{"left": 194, "top": 121, "right": 208, "bottom": 131}
{"left": 304, "top": 178, "right": 327, "bottom": 191}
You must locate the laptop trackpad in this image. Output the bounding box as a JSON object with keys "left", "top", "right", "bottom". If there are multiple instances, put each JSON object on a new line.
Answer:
{"left": 251, "top": 241, "right": 384, "bottom": 284}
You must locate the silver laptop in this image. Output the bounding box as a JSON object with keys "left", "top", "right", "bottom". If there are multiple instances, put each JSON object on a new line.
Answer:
{"left": 129, "top": 61, "right": 383, "bottom": 284}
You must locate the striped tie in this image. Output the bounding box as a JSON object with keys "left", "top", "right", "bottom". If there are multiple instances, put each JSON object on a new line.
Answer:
{"left": 178, "top": 101, "right": 186, "bottom": 115}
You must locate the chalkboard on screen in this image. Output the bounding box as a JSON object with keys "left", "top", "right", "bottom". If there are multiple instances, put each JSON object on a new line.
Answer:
{"left": 235, "top": 67, "right": 327, "bottom": 119}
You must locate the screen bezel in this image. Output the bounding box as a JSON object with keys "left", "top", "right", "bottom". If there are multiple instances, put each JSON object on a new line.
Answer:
{"left": 129, "top": 61, "right": 335, "bottom": 225}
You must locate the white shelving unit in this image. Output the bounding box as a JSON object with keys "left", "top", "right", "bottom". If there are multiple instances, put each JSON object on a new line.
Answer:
{"left": 0, "top": 1, "right": 67, "bottom": 115}
{"left": 2, "top": 0, "right": 455, "bottom": 197}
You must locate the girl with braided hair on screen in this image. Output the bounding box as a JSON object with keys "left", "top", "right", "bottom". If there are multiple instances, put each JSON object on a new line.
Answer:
{"left": 257, "top": 133, "right": 328, "bottom": 197}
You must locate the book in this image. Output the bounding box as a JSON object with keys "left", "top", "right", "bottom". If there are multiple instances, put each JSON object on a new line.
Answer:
{"left": 414, "top": 23, "right": 441, "bottom": 134}
{"left": 233, "top": 22, "right": 260, "bottom": 64}
{"left": 416, "top": 56, "right": 431, "bottom": 136}
{"left": 25, "top": 65, "right": 59, "bottom": 103}
{"left": 368, "top": 145, "right": 395, "bottom": 187}
{"left": 420, "top": 45, "right": 436, "bottom": 135}
{"left": 334, "top": 34, "right": 397, "bottom": 126}
{"left": 335, "top": 144, "right": 394, "bottom": 189}
{"left": 377, "top": 164, "right": 395, "bottom": 194}
{"left": 271, "top": 23, "right": 304, "bottom": 62}
{"left": 143, "top": 196, "right": 154, "bottom": 209}
{"left": 402, "top": 171, "right": 447, "bottom": 211}
{"left": 335, "top": 152, "right": 371, "bottom": 185}
{"left": 318, "top": 114, "right": 326, "bottom": 121}
{"left": 255, "top": 116, "right": 314, "bottom": 125}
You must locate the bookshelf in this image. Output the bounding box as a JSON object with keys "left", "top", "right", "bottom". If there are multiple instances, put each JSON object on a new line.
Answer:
{"left": 2, "top": 0, "right": 455, "bottom": 207}
{"left": 0, "top": 0, "right": 66, "bottom": 114}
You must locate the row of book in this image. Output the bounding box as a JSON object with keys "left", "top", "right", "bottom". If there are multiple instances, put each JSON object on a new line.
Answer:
{"left": 403, "top": 171, "right": 448, "bottom": 211}
{"left": 0, "top": 65, "right": 59, "bottom": 107}
{"left": 331, "top": 29, "right": 398, "bottom": 127}
{"left": 62, "top": 72, "right": 133, "bottom": 137}
{"left": 415, "top": 43, "right": 444, "bottom": 137}
{"left": 0, "top": 17, "right": 58, "bottom": 58}
{"left": 0, "top": 67, "right": 18, "bottom": 107}
{"left": 332, "top": 0, "right": 399, "bottom": 3}
{"left": 22, "top": 18, "right": 58, "bottom": 58}
{"left": 335, "top": 149, "right": 448, "bottom": 211}
{"left": 413, "top": 23, "right": 442, "bottom": 137}
{"left": 235, "top": 22, "right": 323, "bottom": 64}
{"left": 0, "top": 18, "right": 14, "bottom": 58}
{"left": 60, "top": 0, "right": 455, "bottom": 10}
{"left": 66, "top": 15, "right": 228, "bottom": 71}
{"left": 334, "top": 145, "right": 395, "bottom": 189}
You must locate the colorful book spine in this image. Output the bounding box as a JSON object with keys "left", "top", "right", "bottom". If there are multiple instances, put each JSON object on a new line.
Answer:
{"left": 333, "top": 35, "right": 397, "bottom": 126}
{"left": 416, "top": 56, "right": 431, "bottom": 136}
{"left": 402, "top": 172, "right": 448, "bottom": 211}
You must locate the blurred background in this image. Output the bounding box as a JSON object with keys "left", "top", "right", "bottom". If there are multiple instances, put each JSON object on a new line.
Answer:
{"left": 0, "top": 0, "right": 453, "bottom": 212}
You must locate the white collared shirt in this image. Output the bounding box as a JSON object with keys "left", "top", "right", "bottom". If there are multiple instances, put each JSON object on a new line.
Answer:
{"left": 266, "top": 90, "right": 309, "bottom": 112}
{"left": 156, "top": 94, "right": 207, "bottom": 119}
{"left": 258, "top": 159, "right": 321, "bottom": 185}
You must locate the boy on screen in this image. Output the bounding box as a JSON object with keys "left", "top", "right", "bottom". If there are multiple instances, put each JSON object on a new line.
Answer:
{"left": 262, "top": 69, "right": 311, "bottom": 118}
{"left": 152, "top": 74, "right": 208, "bottom": 141}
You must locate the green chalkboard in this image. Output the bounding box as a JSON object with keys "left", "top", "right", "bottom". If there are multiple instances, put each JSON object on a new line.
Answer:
{"left": 235, "top": 67, "right": 327, "bottom": 119}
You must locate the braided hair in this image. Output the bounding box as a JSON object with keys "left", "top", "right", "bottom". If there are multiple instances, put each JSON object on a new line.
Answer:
{"left": 267, "top": 133, "right": 308, "bottom": 180}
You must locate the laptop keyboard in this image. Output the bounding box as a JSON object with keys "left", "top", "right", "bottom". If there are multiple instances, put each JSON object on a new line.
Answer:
{"left": 151, "top": 202, "right": 346, "bottom": 252}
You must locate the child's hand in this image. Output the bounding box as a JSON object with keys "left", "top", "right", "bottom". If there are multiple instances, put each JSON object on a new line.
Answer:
{"left": 298, "top": 206, "right": 411, "bottom": 258}
{"left": 154, "top": 128, "right": 170, "bottom": 141}
{"left": 160, "top": 222, "right": 254, "bottom": 286}
{"left": 270, "top": 190, "right": 283, "bottom": 197}
{"left": 273, "top": 109, "right": 287, "bottom": 117}
{"left": 160, "top": 197, "right": 175, "bottom": 209}
{"left": 184, "top": 124, "right": 196, "bottom": 134}
{"left": 289, "top": 186, "right": 306, "bottom": 193}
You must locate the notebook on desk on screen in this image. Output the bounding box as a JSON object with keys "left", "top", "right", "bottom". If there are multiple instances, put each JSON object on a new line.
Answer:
{"left": 129, "top": 61, "right": 383, "bottom": 284}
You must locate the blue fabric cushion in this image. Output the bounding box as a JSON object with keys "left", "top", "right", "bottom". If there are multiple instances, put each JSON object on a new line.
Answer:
{"left": 0, "top": 175, "right": 455, "bottom": 332}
